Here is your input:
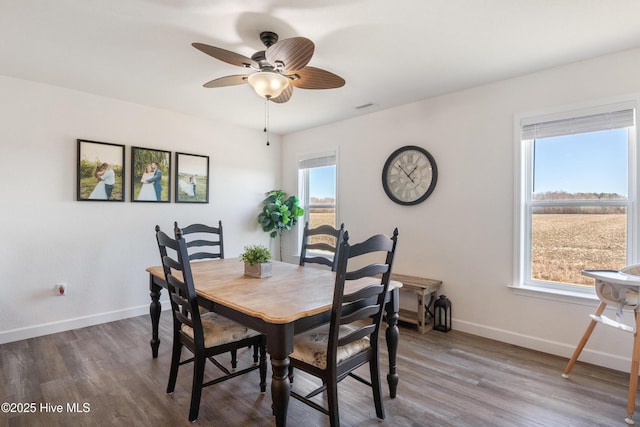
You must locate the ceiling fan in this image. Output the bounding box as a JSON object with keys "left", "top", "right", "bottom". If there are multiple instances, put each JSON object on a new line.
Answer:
{"left": 192, "top": 31, "right": 345, "bottom": 103}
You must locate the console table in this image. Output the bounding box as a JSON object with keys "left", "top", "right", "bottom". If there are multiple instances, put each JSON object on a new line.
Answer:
{"left": 392, "top": 273, "right": 442, "bottom": 334}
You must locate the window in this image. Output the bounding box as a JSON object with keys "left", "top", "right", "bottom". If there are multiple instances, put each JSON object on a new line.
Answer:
{"left": 298, "top": 153, "right": 337, "bottom": 249}
{"left": 516, "top": 104, "right": 636, "bottom": 293}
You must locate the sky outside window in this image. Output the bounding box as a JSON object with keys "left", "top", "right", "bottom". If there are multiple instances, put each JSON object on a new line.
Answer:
{"left": 533, "top": 128, "right": 628, "bottom": 197}
{"left": 309, "top": 165, "right": 336, "bottom": 199}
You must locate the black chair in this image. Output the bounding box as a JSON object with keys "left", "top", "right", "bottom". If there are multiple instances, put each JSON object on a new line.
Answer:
{"left": 289, "top": 228, "right": 399, "bottom": 427}
{"left": 174, "top": 220, "right": 249, "bottom": 361}
{"left": 299, "top": 221, "right": 345, "bottom": 271}
{"left": 155, "top": 225, "right": 267, "bottom": 422}
{"left": 174, "top": 220, "right": 224, "bottom": 261}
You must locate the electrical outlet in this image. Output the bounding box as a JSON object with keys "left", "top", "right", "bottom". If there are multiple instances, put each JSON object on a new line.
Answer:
{"left": 55, "top": 283, "right": 66, "bottom": 296}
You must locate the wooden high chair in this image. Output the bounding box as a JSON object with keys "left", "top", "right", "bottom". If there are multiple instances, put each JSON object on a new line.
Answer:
{"left": 562, "top": 265, "right": 640, "bottom": 425}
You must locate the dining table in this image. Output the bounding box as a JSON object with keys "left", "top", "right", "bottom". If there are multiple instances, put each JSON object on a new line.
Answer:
{"left": 145, "top": 258, "right": 402, "bottom": 427}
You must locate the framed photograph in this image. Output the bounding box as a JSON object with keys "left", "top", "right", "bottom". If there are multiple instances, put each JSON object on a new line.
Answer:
{"left": 77, "top": 139, "right": 125, "bottom": 202}
{"left": 131, "top": 146, "right": 171, "bottom": 203}
{"left": 175, "top": 152, "right": 209, "bottom": 203}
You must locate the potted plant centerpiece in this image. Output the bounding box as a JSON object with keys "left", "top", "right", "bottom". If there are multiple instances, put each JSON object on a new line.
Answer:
{"left": 240, "top": 244, "right": 273, "bottom": 278}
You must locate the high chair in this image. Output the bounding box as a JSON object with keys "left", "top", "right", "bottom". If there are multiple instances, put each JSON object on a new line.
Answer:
{"left": 562, "top": 265, "right": 640, "bottom": 425}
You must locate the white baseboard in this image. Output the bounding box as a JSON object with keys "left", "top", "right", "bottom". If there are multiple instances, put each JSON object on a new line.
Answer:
{"left": 0, "top": 301, "right": 171, "bottom": 345}
{"left": 454, "top": 318, "right": 631, "bottom": 373}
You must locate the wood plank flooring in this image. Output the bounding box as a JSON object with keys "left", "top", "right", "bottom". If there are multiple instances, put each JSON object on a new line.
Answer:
{"left": 0, "top": 313, "right": 634, "bottom": 426}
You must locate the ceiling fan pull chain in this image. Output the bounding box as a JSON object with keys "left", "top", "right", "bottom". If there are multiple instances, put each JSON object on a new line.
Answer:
{"left": 264, "top": 98, "right": 270, "bottom": 146}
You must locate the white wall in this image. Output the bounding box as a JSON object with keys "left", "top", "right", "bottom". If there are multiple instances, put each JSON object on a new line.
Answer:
{"left": 281, "top": 48, "right": 640, "bottom": 372}
{"left": 5, "top": 47, "right": 640, "bottom": 372}
{"left": 0, "top": 75, "right": 280, "bottom": 343}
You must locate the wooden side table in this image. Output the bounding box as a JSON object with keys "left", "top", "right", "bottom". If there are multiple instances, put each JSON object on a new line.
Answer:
{"left": 392, "top": 273, "right": 442, "bottom": 334}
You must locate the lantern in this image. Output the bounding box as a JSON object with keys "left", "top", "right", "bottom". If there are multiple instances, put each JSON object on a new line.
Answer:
{"left": 434, "top": 295, "right": 451, "bottom": 332}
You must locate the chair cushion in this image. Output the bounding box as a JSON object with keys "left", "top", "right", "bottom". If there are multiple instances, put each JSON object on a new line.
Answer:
{"left": 291, "top": 324, "right": 370, "bottom": 370}
{"left": 181, "top": 312, "right": 260, "bottom": 348}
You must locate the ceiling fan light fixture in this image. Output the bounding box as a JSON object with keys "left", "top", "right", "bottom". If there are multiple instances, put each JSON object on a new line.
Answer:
{"left": 248, "top": 72, "right": 289, "bottom": 99}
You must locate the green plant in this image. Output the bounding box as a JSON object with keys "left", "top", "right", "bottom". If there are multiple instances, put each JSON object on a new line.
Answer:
{"left": 257, "top": 190, "right": 304, "bottom": 261}
{"left": 240, "top": 245, "right": 272, "bottom": 266}
{"left": 258, "top": 190, "right": 304, "bottom": 238}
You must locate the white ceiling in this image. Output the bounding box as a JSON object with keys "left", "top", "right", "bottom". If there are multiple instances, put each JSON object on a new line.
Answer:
{"left": 2, "top": 0, "right": 640, "bottom": 135}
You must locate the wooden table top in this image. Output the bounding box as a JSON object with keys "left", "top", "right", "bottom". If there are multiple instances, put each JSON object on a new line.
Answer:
{"left": 147, "top": 258, "right": 401, "bottom": 324}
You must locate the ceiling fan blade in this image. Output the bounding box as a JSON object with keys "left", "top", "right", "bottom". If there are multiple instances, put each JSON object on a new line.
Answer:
{"left": 265, "top": 37, "right": 314, "bottom": 73}
{"left": 203, "top": 74, "right": 249, "bottom": 88}
{"left": 289, "top": 66, "right": 345, "bottom": 90}
{"left": 270, "top": 85, "right": 293, "bottom": 103}
{"left": 192, "top": 43, "right": 258, "bottom": 69}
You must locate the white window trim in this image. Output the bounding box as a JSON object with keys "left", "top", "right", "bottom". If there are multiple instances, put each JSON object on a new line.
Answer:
{"left": 513, "top": 97, "right": 639, "bottom": 303}
{"left": 296, "top": 150, "right": 339, "bottom": 256}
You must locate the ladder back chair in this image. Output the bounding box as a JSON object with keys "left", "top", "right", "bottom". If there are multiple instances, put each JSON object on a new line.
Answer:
{"left": 289, "top": 228, "right": 399, "bottom": 427}
{"left": 174, "top": 220, "right": 248, "bottom": 362}
{"left": 174, "top": 220, "right": 224, "bottom": 261}
{"left": 299, "top": 221, "right": 345, "bottom": 271}
{"left": 155, "top": 225, "right": 266, "bottom": 422}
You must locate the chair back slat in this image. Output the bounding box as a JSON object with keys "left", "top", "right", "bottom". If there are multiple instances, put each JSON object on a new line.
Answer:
{"left": 300, "top": 221, "right": 345, "bottom": 271}
{"left": 337, "top": 324, "right": 376, "bottom": 347}
{"left": 340, "top": 305, "right": 380, "bottom": 326}
{"left": 348, "top": 234, "right": 395, "bottom": 258}
{"left": 304, "top": 242, "right": 337, "bottom": 253}
{"left": 163, "top": 256, "right": 182, "bottom": 272}
{"left": 345, "top": 264, "right": 389, "bottom": 281}
{"left": 188, "top": 251, "right": 222, "bottom": 261}
{"left": 301, "top": 255, "right": 333, "bottom": 268}
{"left": 187, "top": 239, "right": 222, "bottom": 249}
{"left": 175, "top": 220, "right": 224, "bottom": 261}
{"left": 174, "top": 309, "right": 193, "bottom": 329}
{"left": 343, "top": 284, "right": 385, "bottom": 303}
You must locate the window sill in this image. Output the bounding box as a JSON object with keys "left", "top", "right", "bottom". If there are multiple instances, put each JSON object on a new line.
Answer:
{"left": 508, "top": 284, "right": 599, "bottom": 307}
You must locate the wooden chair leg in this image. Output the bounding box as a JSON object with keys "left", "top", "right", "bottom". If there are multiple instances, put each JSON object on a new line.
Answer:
{"left": 253, "top": 343, "right": 259, "bottom": 364}
{"left": 259, "top": 339, "right": 267, "bottom": 393}
{"left": 231, "top": 349, "right": 238, "bottom": 369}
{"left": 166, "top": 340, "right": 182, "bottom": 394}
{"left": 563, "top": 301, "right": 607, "bottom": 378}
{"left": 189, "top": 353, "right": 206, "bottom": 422}
{"left": 625, "top": 311, "right": 640, "bottom": 425}
{"left": 327, "top": 378, "right": 340, "bottom": 427}
{"left": 369, "top": 355, "right": 385, "bottom": 420}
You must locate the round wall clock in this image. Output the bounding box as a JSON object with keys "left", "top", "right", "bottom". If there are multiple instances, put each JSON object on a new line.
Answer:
{"left": 381, "top": 145, "right": 438, "bottom": 205}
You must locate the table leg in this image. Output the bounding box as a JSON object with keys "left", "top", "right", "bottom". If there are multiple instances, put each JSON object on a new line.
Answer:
{"left": 385, "top": 288, "right": 400, "bottom": 398}
{"left": 271, "top": 356, "right": 290, "bottom": 427}
{"left": 149, "top": 275, "right": 162, "bottom": 358}
{"left": 267, "top": 325, "right": 293, "bottom": 427}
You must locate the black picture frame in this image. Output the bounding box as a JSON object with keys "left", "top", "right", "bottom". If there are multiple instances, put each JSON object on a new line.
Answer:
{"left": 77, "top": 139, "right": 125, "bottom": 202}
{"left": 175, "top": 152, "right": 209, "bottom": 203}
{"left": 131, "top": 146, "right": 171, "bottom": 203}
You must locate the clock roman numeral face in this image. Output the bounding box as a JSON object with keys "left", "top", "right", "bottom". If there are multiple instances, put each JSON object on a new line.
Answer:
{"left": 382, "top": 146, "right": 438, "bottom": 205}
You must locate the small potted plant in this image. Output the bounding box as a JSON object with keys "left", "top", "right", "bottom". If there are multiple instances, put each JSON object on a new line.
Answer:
{"left": 240, "top": 244, "right": 273, "bottom": 278}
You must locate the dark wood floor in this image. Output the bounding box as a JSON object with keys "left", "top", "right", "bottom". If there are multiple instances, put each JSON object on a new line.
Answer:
{"left": 0, "top": 313, "right": 634, "bottom": 426}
